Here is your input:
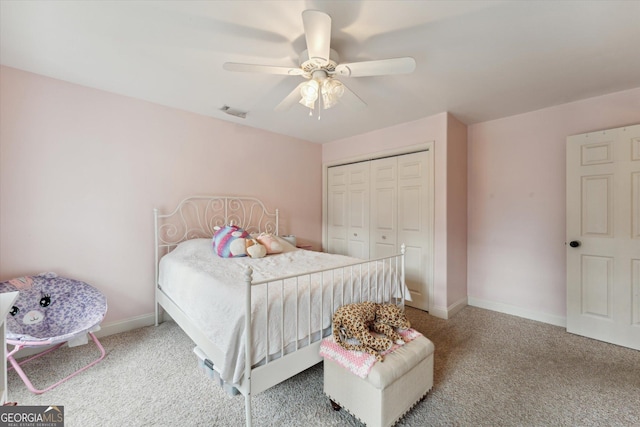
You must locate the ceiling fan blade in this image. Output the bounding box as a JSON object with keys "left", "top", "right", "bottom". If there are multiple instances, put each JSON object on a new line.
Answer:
{"left": 339, "top": 82, "right": 367, "bottom": 111}
{"left": 275, "top": 82, "right": 306, "bottom": 112}
{"left": 335, "top": 57, "right": 416, "bottom": 77}
{"left": 223, "top": 62, "right": 304, "bottom": 76}
{"left": 302, "top": 10, "right": 332, "bottom": 67}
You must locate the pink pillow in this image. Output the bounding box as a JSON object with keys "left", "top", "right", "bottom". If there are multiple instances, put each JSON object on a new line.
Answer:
{"left": 256, "top": 233, "right": 283, "bottom": 254}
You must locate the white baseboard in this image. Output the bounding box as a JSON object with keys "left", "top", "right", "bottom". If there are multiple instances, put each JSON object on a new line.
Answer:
{"left": 467, "top": 296, "right": 566, "bottom": 327}
{"left": 429, "top": 297, "right": 468, "bottom": 319}
{"left": 94, "top": 312, "right": 157, "bottom": 338}
{"left": 11, "top": 313, "right": 158, "bottom": 358}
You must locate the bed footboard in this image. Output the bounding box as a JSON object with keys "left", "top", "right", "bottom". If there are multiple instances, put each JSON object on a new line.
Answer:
{"left": 240, "top": 246, "right": 406, "bottom": 425}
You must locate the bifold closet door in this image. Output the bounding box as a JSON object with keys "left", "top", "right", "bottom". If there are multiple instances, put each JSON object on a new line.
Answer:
{"left": 327, "top": 162, "right": 370, "bottom": 259}
{"left": 397, "top": 152, "right": 431, "bottom": 311}
{"left": 370, "top": 157, "right": 398, "bottom": 258}
{"left": 370, "top": 151, "right": 431, "bottom": 310}
{"left": 327, "top": 165, "right": 348, "bottom": 255}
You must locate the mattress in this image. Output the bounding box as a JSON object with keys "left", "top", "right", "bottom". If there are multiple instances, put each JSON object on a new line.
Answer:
{"left": 158, "top": 238, "right": 406, "bottom": 384}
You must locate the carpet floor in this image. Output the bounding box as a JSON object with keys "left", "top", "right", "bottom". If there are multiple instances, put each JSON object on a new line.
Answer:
{"left": 6, "top": 306, "right": 640, "bottom": 426}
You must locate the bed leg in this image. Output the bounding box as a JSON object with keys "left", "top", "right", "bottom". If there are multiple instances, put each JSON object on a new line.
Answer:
{"left": 245, "top": 393, "right": 252, "bottom": 427}
{"left": 155, "top": 298, "right": 165, "bottom": 326}
{"left": 330, "top": 399, "right": 341, "bottom": 411}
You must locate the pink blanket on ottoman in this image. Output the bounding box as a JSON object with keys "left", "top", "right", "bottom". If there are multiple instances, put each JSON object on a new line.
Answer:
{"left": 319, "top": 328, "right": 422, "bottom": 378}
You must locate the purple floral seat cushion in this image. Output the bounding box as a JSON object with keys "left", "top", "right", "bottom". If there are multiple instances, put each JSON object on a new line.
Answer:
{"left": 0, "top": 272, "right": 107, "bottom": 344}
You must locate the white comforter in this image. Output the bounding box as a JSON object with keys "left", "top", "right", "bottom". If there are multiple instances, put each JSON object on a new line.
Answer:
{"left": 158, "top": 238, "right": 406, "bottom": 384}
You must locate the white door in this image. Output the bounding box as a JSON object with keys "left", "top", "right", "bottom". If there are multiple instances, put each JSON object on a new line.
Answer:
{"left": 370, "top": 151, "right": 431, "bottom": 311}
{"left": 566, "top": 124, "right": 640, "bottom": 350}
{"left": 327, "top": 162, "right": 370, "bottom": 258}
{"left": 327, "top": 165, "right": 348, "bottom": 255}
{"left": 346, "top": 162, "right": 370, "bottom": 259}
{"left": 370, "top": 157, "right": 398, "bottom": 258}
{"left": 397, "top": 152, "right": 432, "bottom": 311}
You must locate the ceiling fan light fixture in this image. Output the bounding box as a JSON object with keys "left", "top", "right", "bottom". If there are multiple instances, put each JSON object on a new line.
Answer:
{"left": 299, "top": 97, "right": 316, "bottom": 109}
{"left": 323, "top": 78, "right": 344, "bottom": 96}
{"left": 321, "top": 92, "right": 337, "bottom": 109}
{"left": 320, "top": 78, "right": 344, "bottom": 110}
{"left": 300, "top": 79, "right": 319, "bottom": 102}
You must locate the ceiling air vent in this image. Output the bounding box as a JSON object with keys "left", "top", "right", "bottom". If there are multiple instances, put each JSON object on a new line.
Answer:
{"left": 220, "top": 105, "right": 247, "bottom": 119}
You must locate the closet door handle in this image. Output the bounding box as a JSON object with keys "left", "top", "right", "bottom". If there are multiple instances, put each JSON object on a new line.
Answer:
{"left": 382, "top": 235, "right": 387, "bottom": 240}
{"left": 353, "top": 233, "right": 358, "bottom": 237}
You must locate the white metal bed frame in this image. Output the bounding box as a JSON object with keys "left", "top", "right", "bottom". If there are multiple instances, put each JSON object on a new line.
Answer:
{"left": 154, "top": 196, "right": 406, "bottom": 427}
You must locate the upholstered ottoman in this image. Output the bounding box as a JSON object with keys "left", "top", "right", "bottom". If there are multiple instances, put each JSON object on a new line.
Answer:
{"left": 322, "top": 334, "right": 435, "bottom": 427}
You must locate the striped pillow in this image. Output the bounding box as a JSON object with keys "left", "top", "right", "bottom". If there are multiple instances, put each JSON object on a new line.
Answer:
{"left": 212, "top": 225, "right": 249, "bottom": 258}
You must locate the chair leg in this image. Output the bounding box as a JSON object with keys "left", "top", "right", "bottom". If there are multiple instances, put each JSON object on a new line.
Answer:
{"left": 7, "top": 342, "right": 66, "bottom": 368}
{"left": 7, "top": 332, "right": 106, "bottom": 395}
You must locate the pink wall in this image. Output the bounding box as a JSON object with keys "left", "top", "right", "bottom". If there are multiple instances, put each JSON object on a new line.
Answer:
{"left": 0, "top": 66, "right": 322, "bottom": 325}
{"left": 323, "top": 112, "right": 466, "bottom": 314}
{"left": 5, "top": 66, "right": 636, "bottom": 329}
{"left": 467, "top": 87, "right": 640, "bottom": 324}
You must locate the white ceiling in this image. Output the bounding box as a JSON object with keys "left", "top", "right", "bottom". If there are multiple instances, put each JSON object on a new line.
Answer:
{"left": 2, "top": 1, "right": 639, "bottom": 143}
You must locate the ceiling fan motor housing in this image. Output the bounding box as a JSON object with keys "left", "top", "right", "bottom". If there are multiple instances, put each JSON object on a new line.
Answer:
{"left": 300, "top": 49, "right": 339, "bottom": 73}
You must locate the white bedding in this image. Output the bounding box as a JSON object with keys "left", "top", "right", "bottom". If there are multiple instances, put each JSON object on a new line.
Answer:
{"left": 158, "top": 238, "right": 406, "bottom": 384}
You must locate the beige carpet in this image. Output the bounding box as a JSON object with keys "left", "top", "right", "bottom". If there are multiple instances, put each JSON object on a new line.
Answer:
{"left": 6, "top": 306, "right": 640, "bottom": 426}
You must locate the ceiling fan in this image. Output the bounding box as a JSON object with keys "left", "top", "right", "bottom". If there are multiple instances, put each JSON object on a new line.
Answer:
{"left": 223, "top": 10, "right": 416, "bottom": 117}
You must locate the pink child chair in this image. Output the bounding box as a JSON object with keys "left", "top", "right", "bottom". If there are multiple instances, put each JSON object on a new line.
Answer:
{"left": 0, "top": 273, "right": 107, "bottom": 394}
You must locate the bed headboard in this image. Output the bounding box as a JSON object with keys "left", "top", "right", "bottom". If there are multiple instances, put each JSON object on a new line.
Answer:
{"left": 154, "top": 195, "right": 279, "bottom": 251}
{"left": 153, "top": 195, "right": 279, "bottom": 288}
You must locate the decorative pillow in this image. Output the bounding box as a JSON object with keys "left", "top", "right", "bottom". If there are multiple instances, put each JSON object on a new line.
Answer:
{"left": 256, "top": 233, "right": 284, "bottom": 254}
{"left": 246, "top": 239, "right": 267, "bottom": 258}
{"left": 212, "top": 225, "right": 249, "bottom": 257}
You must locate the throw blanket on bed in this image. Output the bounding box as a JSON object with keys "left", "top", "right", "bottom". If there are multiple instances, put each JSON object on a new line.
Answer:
{"left": 319, "top": 328, "right": 422, "bottom": 378}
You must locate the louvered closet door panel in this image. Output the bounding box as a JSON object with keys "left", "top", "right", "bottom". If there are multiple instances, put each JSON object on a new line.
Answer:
{"left": 347, "top": 162, "right": 370, "bottom": 259}
{"left": 397, "top": 151, "right": 431, "bottom": 310}
{"left": 370, "top": 157, "right": 398, "bottom": 258}
{"left": 327, "top": 165, "right": 348, "bottom": 255}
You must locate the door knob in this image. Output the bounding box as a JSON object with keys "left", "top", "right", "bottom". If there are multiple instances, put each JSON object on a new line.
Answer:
{"left": 569, "top": 240, "right": 581, "bottom": 248}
